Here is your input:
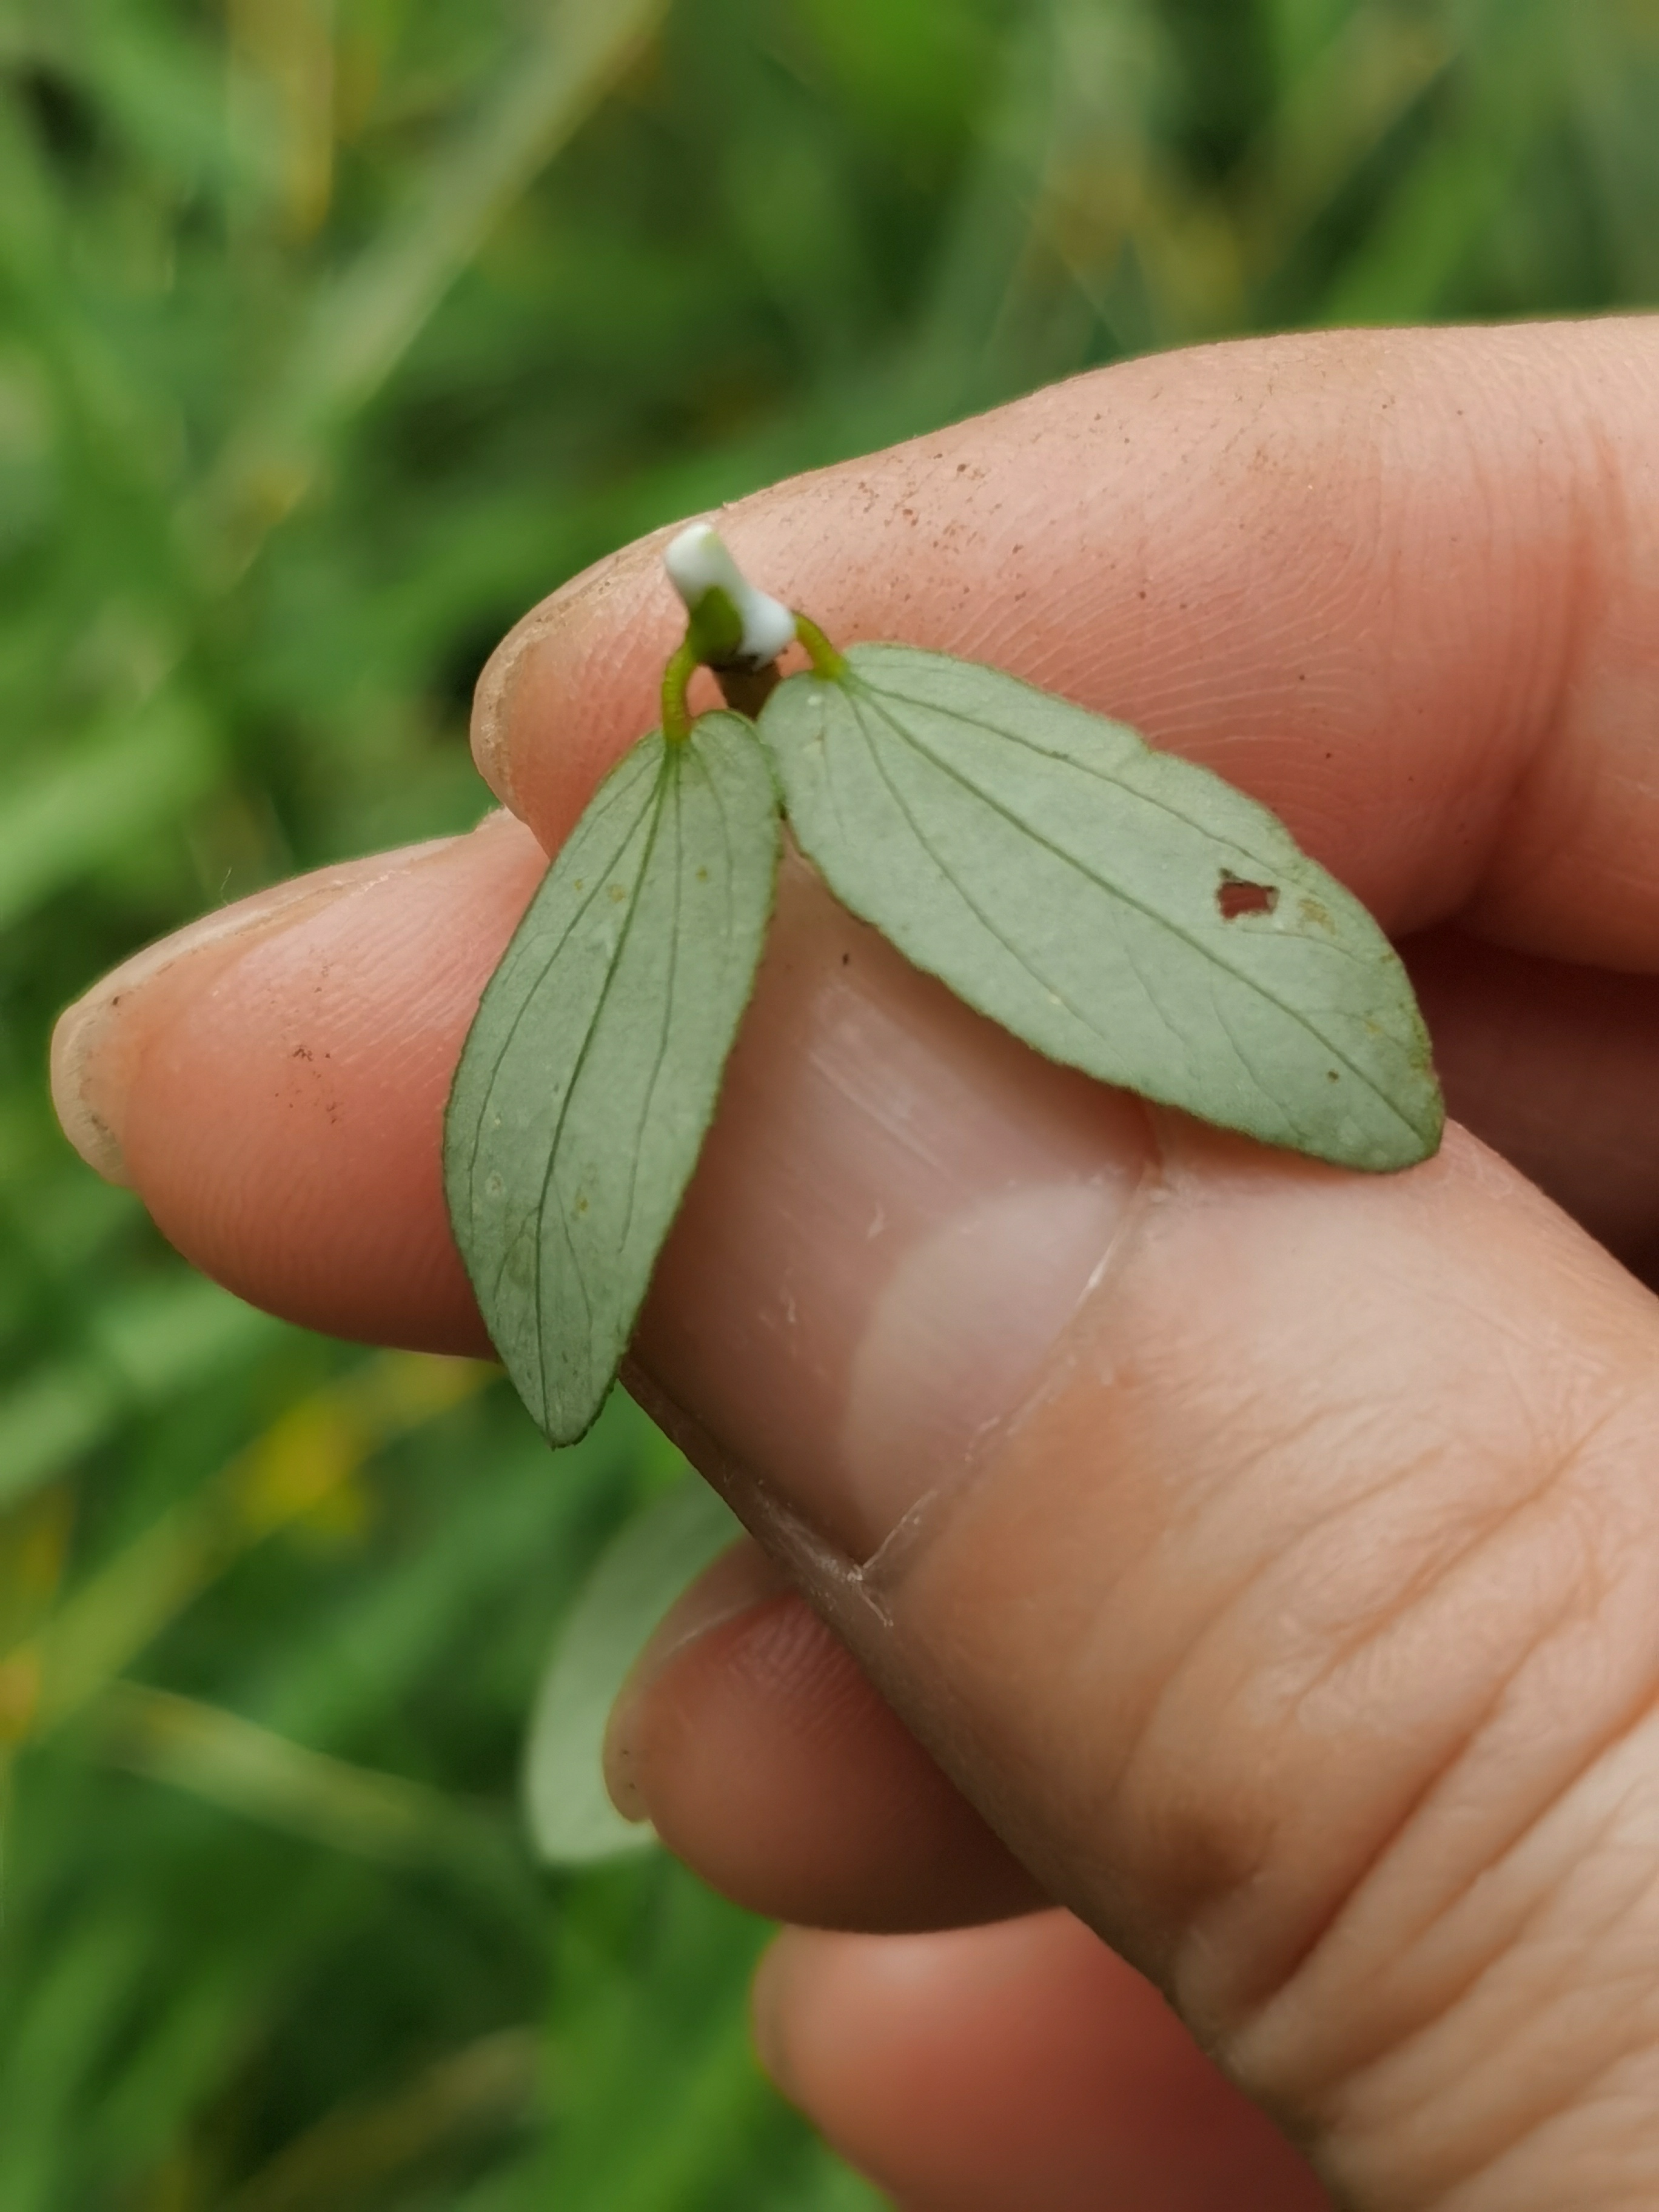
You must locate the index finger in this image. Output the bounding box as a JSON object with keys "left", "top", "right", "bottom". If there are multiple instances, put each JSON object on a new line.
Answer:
{"left": 480, "top": 318, "right": 1659, "bottom": 969}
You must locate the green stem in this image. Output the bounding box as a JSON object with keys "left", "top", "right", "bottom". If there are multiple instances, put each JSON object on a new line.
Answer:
{"left": 793, "top": 612, "right": 846, "bottom": 680}
{"left": 660, "top": 635, "right": 699, "bottom": 742}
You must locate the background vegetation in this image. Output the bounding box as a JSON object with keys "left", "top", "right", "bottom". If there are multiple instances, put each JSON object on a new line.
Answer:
{"left": 2, "top": 1, "right": 1657, "bottom": 2204}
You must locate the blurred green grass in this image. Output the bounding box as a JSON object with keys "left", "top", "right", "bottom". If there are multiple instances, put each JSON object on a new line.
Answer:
{"left": 1, "top": 1, "right": 1656, "bottom": 2204}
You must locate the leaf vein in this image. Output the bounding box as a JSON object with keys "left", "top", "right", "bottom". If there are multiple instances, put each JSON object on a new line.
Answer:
{"left": 461, "top": 745, "right": 659, "bottom": 1194}
{"left": 863, "top": 671, "right": 1292, "bottom": 866}
{"left": 854, "top": 680, "right": 1413, "bottom": 1125}
{"left": 525, "top": 748, "right": 673, "bottom": 1422}
{"left": 617, "top": 754, "right": 685, "bottom": 1258}
{"left": 840, "top": 687, "right": 1175, "bottom": 1051}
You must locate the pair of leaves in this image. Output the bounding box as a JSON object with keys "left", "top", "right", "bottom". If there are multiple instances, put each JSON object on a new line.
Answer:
{"left": 445, "top": 644, "right": 1442, "bottom": 1449}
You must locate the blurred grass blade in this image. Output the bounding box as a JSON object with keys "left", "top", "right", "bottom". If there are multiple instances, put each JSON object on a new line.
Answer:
{"left": 0, "top": 1279, "right": 278, "bottom": 1516}
{"left": 0, "top": 696, "right": 215, "bottom": 931}
{"left": 2, "top": 1355, "right": 492, "bottom": 1741}
{"left": 524, "top": 1476, "right": 740, "bottom": 1865}
{"left": 1322, "top": 117, "right": 1529, "bottom": 322}
{"left": 226, "top": 2029, "right": 539, "bottom": 2212}
{"left": 0, "top": 1366, "right": 119, "bottom": 1517}
{"left": 578, "top": 1998, "right": 777, "bottom": 2212}
{"left": 1321, "top": 13, "right": 1564, "bottom": 322}
{"left": 89, "top": 1680, "right": 498, "bottom": 1867}
{"left": 227, "top": 0, "right": 337, "bottom": 239}
{"left": 0, "top": 1489, "right": 72, "bottom": 1660}
{"left": 88, "top": 1273, "right": 280, "bottom": 1400}
{"left": 204, "top": 0, "right": 668, "bottom": 562}
{"left": 1237, "top": 5, "right": 1453, "bottom": 276}
{"left": 0, "top": 1906, "right": 152, "bottom": 2207}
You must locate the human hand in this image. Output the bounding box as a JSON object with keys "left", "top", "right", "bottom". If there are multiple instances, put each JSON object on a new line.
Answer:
{"left": 52, "top": 319, "right": 1659, "bottom": 2210}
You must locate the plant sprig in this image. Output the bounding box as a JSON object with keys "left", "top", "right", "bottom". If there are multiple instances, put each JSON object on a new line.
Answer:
{"left": 445, "top": 528, "right": 1443, "bottom": 1446}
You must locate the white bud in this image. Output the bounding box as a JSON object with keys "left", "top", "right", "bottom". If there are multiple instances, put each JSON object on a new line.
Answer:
{"left": 663, "top": 522, "right": 797, "bottom": 666}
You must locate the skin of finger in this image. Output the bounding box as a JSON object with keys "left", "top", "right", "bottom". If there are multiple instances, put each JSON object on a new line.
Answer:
{"left": 754, "top": 1912, "right": 1332, "bottom": 2211}
{"left": 49, "top": 839, "right": 464, "bottom": 1187}
{"left": 112, "top": 815, "right": 545, "bottom": 1352}
{"left": 1403, "top": 926, "right": 1659, "bottom": 1277}
{"left": 618, "top": 843, "right": 1659, "bottom": 2202}
{"left": 479, "top": 320, "right": 1659, "bottom": 970}
{"left": 825, "top": 1122, "right": 1659, "bottom": 2207}
{"left": 606, "top": 1570, "right": 1044, "bottom": 1931}
{"left": 617, "top": 916, "right": 1659, "bottom": 1940}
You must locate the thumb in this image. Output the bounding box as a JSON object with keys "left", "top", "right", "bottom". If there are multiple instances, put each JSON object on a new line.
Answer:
{"left": 617, "top": 853, "right": 1659, "bottom": 2208}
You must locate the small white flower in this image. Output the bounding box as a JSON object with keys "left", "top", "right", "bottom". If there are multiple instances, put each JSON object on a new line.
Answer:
{"left": 664, "top": 522, "right": 796, "bottom": 666}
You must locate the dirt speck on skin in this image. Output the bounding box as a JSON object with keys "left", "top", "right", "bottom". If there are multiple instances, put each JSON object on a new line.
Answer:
{"left": 1217, "top": 872, "right": 1278, "bottom": 921}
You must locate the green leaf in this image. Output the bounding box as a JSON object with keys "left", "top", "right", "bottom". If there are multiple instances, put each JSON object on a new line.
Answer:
{"left": 444, "top": 714, "right": 780, "bottom": 1446}
{"left": 522, "top": 1477, "right": 742, "bottom": 1867}
{"left": 759, "top": 645, "right": 1442, "bottom": 1170}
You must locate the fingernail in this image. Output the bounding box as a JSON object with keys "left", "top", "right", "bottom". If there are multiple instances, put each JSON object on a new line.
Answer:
{"left": 472, "top": 620, "right": 529, "bottom": 815}
{"left": 49, "top": 830, "right": 483, "bottom": 1185}
{"left": 603, "top": 1540, "right": 791, "bottom": 1822}
{"left": 632, "top": 860, "right": 1153, "bottom": 1563}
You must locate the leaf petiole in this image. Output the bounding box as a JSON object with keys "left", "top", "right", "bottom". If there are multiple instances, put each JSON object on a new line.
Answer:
{"left": 790, "top": 611, "right": 846, "bottom": 682}
{"left": 659, "top": 634, "right": 699, "bottom": 742}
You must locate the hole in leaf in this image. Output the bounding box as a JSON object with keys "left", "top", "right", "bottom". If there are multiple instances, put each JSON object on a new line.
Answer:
{"left": 1217, "top": 872, "right": 1278, "bottom": 920}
